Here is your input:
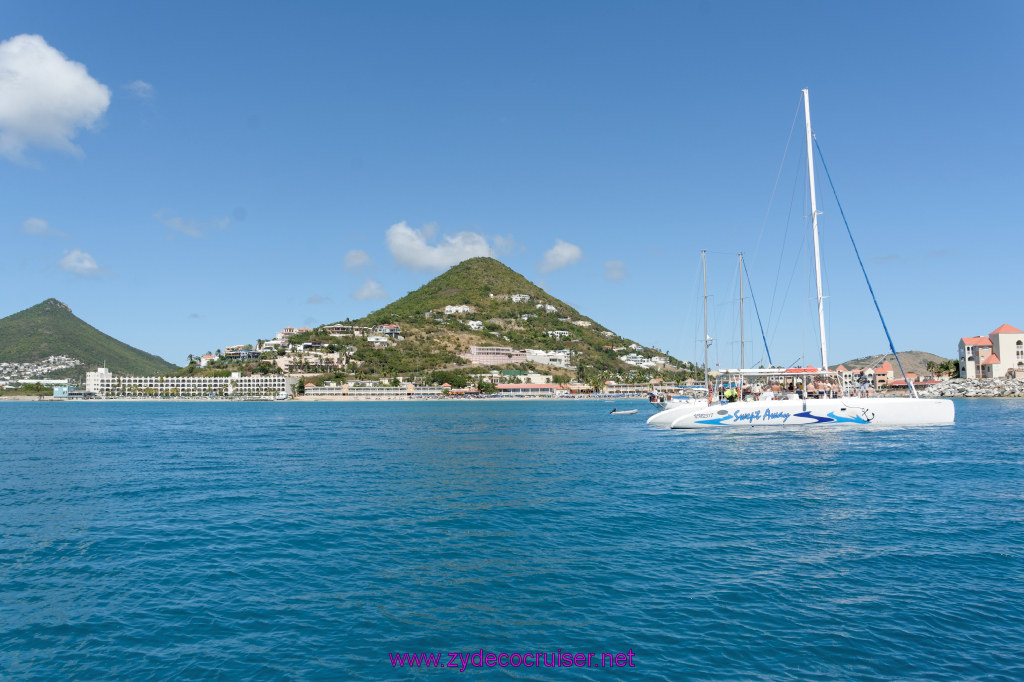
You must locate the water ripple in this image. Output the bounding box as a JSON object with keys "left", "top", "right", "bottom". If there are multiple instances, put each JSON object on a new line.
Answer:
{"left": 2, "top": 399, "right": 1023, "bottom": 679}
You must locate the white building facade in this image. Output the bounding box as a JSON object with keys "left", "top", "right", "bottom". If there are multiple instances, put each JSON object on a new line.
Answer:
{"left": 85, "top": 367, "right": 298, "bottom": 398}
{"left": 959, "top": 323, "right": 1024, "bottom": 378}
{"left": 524, "top": 349, "right": 573, "bottom": 369}
{"left": 462, "top": 346, "right": 527, "bottom": 365}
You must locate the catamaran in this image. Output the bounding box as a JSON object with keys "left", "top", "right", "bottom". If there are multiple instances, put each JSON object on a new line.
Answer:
{"left": 648, "top": 90, "right": 954, "bottom": 429}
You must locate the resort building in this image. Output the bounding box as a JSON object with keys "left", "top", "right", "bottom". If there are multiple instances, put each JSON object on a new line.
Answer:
{"left": 303, "top": 382, "right": 451, "bottom": 398}
{"left": 85, "top": 367, "right": 298, "bottom": 399}
{"left": 444, "top": 305, "right": 474, "bottom": 314}
{"left": 602, "top": 381, "right": 671, "bottom": 396}
{"left": 959, "top": 323, "right": 1024, "bottom": 378}
{"left": 466, "top": 320, "right": 484, "bottom": 330}
{"left": 546, "top": 330, "right": 570, "bottom": 339}
{"left": 495, "top": 383, "right": 562, "bottom": 397}
{"left": 489, "top": 370, "right": 554, "bottom": 384}
{"left": 462, "top": 346, "right": 528, "bottom": 365}
{"left": 524, "top": 349, "right": 572, "bottom": 369}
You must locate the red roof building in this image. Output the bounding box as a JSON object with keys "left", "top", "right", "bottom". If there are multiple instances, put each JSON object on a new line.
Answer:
{"left": 960, "top": 323, "right": 1024, "bottom": 379}
{"left": 961, "top": 336, "right": 992, "bottom": 346}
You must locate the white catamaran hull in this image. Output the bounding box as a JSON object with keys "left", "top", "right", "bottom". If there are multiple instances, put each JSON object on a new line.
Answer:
{"left": 647, "top": 397, "right": 954, "bottom": 429}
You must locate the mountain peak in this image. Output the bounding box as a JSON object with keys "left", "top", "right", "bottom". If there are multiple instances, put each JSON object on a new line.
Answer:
{"left": 355, "top": 257, "right": 581, "bottom": 322}
{"left": 37, "top": 298, "right": 73, "bottom": 314}
{"left": 0, "top": 299, "right": 176, "bottom": 380}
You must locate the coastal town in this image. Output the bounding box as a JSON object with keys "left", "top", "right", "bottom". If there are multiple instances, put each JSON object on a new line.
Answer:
{"left": 9, "top": 317, "right": 1023, "bottom": 401}
{"left": 3, "top": 260, "right": 1023, "bottom": 401}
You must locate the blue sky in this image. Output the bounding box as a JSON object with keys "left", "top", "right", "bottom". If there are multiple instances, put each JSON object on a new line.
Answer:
{"left": 2, "top": 1, "right": 1021, "bottom": 368}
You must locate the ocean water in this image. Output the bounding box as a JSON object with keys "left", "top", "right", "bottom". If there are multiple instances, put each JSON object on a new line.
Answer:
{"left": 2, "top": 399, "right": 1023, "bottom": 680}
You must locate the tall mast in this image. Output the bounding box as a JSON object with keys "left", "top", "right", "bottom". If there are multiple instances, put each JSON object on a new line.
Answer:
{"left": 803, "top": 88, "right": 828, "bottom": 371}
{"left": 738, "top": 252, "right": 745, "bottom": 398}
{"left": 702, "top": 250, "right": 711, "bottom": 405}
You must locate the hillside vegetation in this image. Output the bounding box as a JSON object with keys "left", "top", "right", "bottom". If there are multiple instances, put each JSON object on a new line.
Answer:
{"left": 362, "top": 257, "right": 584, "bottom": 321}
{"left": 0, "top": 298, "right": 178, "bottom": 381}
{"left": 322, "top": 257, "right": 697, "bottom": 382}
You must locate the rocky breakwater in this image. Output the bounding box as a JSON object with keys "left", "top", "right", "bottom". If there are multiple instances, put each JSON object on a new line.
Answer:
{"left": 919, "top": 378, "right": 1024, "bottom": 398}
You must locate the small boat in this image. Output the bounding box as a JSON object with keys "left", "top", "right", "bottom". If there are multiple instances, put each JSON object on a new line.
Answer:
{"left": 610, "top": 408, "right": 638, "bottom": 415}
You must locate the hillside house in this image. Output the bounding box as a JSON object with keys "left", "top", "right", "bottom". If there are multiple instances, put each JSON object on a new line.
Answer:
{"left": 621, "top": 353, "right": 656, "bottom": 369}
{"left": 373, "top": 323, "right": 402, "bottom": 339}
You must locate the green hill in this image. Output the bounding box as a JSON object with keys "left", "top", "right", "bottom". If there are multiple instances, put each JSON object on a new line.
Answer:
{"left": 320, "top": 257, "right": 697, "bottom": 383}
{"left": 0, "top": 298, "right": 178, "bottom": 381}
{"left": 364, "top": 257, "right": 585, "bottom": 320}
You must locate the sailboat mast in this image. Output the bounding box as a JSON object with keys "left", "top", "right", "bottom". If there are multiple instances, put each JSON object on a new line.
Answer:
{"left": 702, "top": 250, "right": 711, "bottom": 405}
{"left": 803, "top": 88, "right": 829, "bottom": 372}
{"left": 738, "top": 252, "right": 744, "bottom": 398}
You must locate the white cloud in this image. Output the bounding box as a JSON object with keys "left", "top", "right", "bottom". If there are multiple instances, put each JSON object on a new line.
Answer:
{"left": 306, "top": 294, "right": 331, "bottom": 304}
{"left": 59, "top": 248, "right": 101, "bottom": 276}
{"left": 352, "top": 279, "right": 387, "bottom": 300}
{"left": 386, "top": 221, "right": 490, "bottom": 270}
{"left": 344, "top": 249, "right": 371, "bottom": 271}
{"left": 20, "top": 216, "right": 61, "bottom": 235}
{"left": 125, "top": 80, "right": 154, "bottom": 100}
{"left": 604, "top": 259, "right": 627, "bottom": 281}
{"left": 156, "top": 212, "right": 230, "bottom": 238}
{"left": 539, "top": 239, "right": 583, "bottom": 273}
{"left": 492, "top": 234, "right": 519, "bottom": 255}
{"left": 0, "top": 34, "right": 110, "bottom": 162}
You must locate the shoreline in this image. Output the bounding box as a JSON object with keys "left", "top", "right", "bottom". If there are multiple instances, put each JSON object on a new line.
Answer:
{"left": 0, "top": 395, "right": 652, "bottom": 403}
{"left": 5, "top": 379, "right": 1024, "bottom": 402}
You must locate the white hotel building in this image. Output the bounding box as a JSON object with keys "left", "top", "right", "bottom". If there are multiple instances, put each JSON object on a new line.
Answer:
{"left": 959, "top": 323, "right": 1024, "bottom": 379}
{"left": 85, "top": 367, "right": 299, "bottom": 398}
{"left": 462, "top": 346, "right": 528, "bottom": 365}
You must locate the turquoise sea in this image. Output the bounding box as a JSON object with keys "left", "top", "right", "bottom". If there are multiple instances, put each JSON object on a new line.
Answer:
{"left": 2, "top": 399, "right": 1023, "bottom": 680}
